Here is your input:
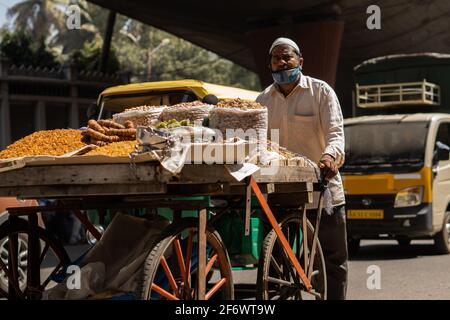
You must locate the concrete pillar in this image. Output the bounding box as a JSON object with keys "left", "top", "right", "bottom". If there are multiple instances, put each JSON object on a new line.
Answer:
{"left": 0, "top": 82, "right": 11, "bottom": 149}
{"left": 70, "top": 86, "right": 79, "bottom": 129}
{"left": 35, "top": 101, "right": 46, "bottom": 131}
{"left": 65, "top": 64, "right": 80, "bottom": 128}
{"left": 246, "top": 20, "right": 344, "bottom": 89}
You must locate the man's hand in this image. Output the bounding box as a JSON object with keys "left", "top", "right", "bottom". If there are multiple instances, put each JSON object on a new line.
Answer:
{"left": 318, "top": 154, "right": 338, "bottom": 180}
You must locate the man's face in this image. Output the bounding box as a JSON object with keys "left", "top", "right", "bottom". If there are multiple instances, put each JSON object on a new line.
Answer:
{"left": 270, "top": 45, "right": 303, "bottom": 72}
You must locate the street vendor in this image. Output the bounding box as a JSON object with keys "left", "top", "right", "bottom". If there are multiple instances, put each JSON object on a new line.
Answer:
{"left": 256, "top": 37, "right": 347, "bottom": 300}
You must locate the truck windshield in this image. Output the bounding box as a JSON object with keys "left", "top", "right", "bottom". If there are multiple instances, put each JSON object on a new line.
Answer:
{"left": 344, "top": 121, "right": 429, "bottom": 166}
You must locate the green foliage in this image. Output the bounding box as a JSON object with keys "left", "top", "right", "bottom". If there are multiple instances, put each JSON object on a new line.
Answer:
{"left": 115, "top": 21, "right": 261, "bottom": 90}
{"left": 5, "top": 0, "right": 261, "bottom": 90}
{"left": 0, "top": 30, "right": 59, "bottom": 68}
{"left": 7, "top": 0, "right": 67, "bottom": 42}
{"left": 70, "top": 34, "right": 120, "bottom": 73}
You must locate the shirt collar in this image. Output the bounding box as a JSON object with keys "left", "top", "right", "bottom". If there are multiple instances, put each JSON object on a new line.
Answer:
{"left": 299, "top": 74, "right": 309, "bottom": 89}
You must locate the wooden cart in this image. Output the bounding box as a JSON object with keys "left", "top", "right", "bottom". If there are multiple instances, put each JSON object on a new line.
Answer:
{"left": 0, "top": 161, "right": 328, "bottom": 300}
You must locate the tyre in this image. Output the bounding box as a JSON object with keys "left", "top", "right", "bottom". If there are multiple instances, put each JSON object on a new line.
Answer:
{"left": 348, "top": 238, "right": 361, "bottom": 257}
{"left": 433, "top": 212, "right": 450, "bottom": 254}
{"left": 397, "top": 238, "right": 411, "bottom": 247}
{"left": 0, "top": 218, "right": 70, "bottom": 299}
{"left": 256, "top": 213, "right": 327, "bottom": 300}
{"left": 137, "top": 218, "right": 234, "bottom": 300}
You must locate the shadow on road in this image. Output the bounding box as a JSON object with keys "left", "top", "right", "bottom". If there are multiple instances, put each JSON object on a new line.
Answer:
{"left": 349, "top": 241, "right": 444, "bottom": 261}
{"left": 234, "top": 283, "right": 257, "bottom": 300}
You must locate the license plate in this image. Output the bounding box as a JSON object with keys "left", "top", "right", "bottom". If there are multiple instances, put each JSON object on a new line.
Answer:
{"left": 347, "top": 209, "right": 384, "bottom": 219}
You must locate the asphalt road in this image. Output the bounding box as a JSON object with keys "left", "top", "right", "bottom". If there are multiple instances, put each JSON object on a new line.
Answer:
{"left": 231, "top": 239, "right": 450, "bottom": 300}
{"left": 39, "top": 239, "right": 450, "bottom": 300}
{"left": 345, "top": 239, "right": 450, "bottom": 300}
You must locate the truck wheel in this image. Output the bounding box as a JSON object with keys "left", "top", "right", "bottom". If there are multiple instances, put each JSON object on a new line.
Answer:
{"left": 433, "top": 212, "right": 450, "bottom": 255}
{"left": 347, "top": 238, "right": 360, "bottom": 257}
{"left": 397, "top": 238, "right": 411, "bottom": 247}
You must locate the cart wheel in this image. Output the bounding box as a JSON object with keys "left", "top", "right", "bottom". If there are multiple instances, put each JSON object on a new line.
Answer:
{"left": 0, "top": 218, "right": 70, "bottom": 299}
{"left": 138, "top": 218, "right": 234, "bottom": 300}
{"left": 256, "top": 213, "right": 327, "bottom": 300}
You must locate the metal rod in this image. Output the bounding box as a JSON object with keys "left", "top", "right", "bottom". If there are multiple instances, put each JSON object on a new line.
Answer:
{"left": 27, "top": 212, "right": 41, "bottom": 299}
{"left": 302, "top": 205, "right": 309, "bottom": 275}
{"left": 308, "top": 190, "right": 324, "bottom": 278}
{"left": 7, "top": 216, "right": 19, "bottom": 300}
{"left": 73, "top": 210, "right": 102, "bottom": 241}
{"left": 197, "top": 209, "right": 207, "bottom": 299}
{"left": 249, "top": 177, "right": 312, "bottom": 291}
{"left": 244, "top": 179, "right": 252, "bottom": 236}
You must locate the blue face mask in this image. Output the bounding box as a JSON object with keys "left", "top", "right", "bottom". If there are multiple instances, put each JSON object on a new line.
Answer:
{"left": 272, "top": 67, "right": 301, "bottom": 85}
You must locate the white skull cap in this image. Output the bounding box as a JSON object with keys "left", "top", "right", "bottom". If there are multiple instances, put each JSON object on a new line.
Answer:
{"left": 269, "top": 37, "right": 301, "bottom": 55}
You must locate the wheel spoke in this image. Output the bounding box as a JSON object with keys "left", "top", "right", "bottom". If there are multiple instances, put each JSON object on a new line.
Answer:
{"left": 1, "top": 246, "right": 9, "bottom": 258}
{"left": 184, "top": 230, "right": 194, "bottom": 289}
{"left": 205, "top": 278, "right": 226, "bottom": 300}
{"left": 160, "top": 256, "right": 178, "bottom": 293}
{"left": 258, "top": 215, "right": 326, "bottom": 301}
{"left": 275, "top": 240, "right": 298, "bottom": 285}
{"left": 17, "top": 267, "right": 26, "bottom": 283}
{"left": 0, "top": 285, "right": 7, "bottom": 298}
{"left": 8, "top": 235, "right": 20, "bottom": 294}
{"left": 151, "top": 283, "right": 180, "bottom": 300}
{"left": 173, "top": 238, "right": 186, "bottom": 283}
{"left": 18, "top": 249, "right": 27, "bottom": 260}
{"left": 270, "top": 256, "right": 284, "bottom": 278}
{"left": 205, "top": 254, "right": 218, "bottom": 275}
{"left": 267, "top": 276, "right": 296, "bottom": 287}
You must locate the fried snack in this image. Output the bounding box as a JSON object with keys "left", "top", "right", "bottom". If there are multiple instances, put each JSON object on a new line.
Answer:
{"left": 209, "top": 101, "right": 268, "bottom": 142}
{"left": 216, "top": 98, "right": 265, "bottom": 110}
{"left": 85, "top": 140, "right": 138, "bottom": 157}
{"left": 124, "top": 120, "right": 135, "bottom": 129}
{"left": 86, "top": 128, "right": 110, "bottom": 141}
{"left": 104, "top": 128, "right": 137, "bottom": 137}
{"left": 84, "top": 117, "right": 136, "bottom": 146}
{"left": 160, "top": 101, "right": 213, "bottom": 123}
{"left": 0, "top": 129, "right": 85, "bottom": 159}
{"left": 90, "top": 138, "right": 108, "bottom": 147}
{"left": 114, "top": 106, "right": 165, "bottom": 126}
{"left": 97, "top": 119, "right": 125, "bottom": 129}
{"left": 170, "top": 101, "right": 204, "bottom": 108}
{"left": 124, "top": 105, "right": 164, "bottom": 112}
{"left": 87, "top": 119, "right": 106, "bottom": 134}
{"left": 267, "top": 141, "right": 297, "bottom": 159}
{"left": 108, "top": 135, "right": 121, "bottom": 143}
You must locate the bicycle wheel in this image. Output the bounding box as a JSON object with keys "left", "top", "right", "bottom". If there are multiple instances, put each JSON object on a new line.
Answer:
{"left": 256, "top": 212, "right": 327, "bottom": 300}
{"left": 0, "top": 218, "right": 70, "bottom": 299}
{"left": 137, "top": 218, "right": 234, "bottom": 300}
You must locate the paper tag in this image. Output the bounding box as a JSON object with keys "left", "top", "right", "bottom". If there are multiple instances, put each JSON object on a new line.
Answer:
{"left": 225, "top": 163, "right": 260, "bottom": 182}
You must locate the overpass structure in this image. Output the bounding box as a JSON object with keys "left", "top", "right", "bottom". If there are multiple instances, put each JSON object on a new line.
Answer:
{"left": 88, "top": 0, "right": 450, "bottom": 116}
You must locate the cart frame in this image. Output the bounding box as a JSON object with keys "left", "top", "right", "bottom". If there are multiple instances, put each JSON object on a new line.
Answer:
{"left": 0, "top": 162, "right": 325, "bottom": 300}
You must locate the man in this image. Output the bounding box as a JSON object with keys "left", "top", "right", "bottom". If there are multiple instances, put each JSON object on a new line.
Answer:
{"left": 256, "top": 37, "right": 347, "bottom": 300}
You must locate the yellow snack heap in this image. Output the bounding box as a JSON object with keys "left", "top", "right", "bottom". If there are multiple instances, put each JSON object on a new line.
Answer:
{"left": 0, "top": 129, "right": 85, "bottom": 159}
{"left": 85, "top": 140, "right": 138, "bottom": 157}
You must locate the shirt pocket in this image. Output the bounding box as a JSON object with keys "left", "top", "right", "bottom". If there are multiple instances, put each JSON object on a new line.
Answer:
{"left": 288, "top": 114, "right": 316, "bottom": 139}
{"left": 289, "top": 114, "right": 316, "bottom": 127}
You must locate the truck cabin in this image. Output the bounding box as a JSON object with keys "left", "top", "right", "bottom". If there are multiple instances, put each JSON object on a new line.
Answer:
{"left": 353, "top": 53, "right": 450, "bottom": 117}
